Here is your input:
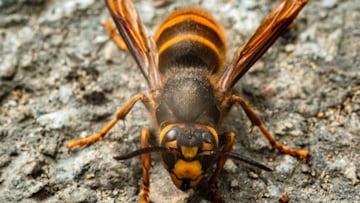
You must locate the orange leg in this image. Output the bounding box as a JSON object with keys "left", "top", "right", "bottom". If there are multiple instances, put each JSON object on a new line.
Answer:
{"left": 103, "top": 19, "right": 128, "bottom": 51}
{"left": 140, "top": 128, "right": 151, "bottom": 203}
{"left": 66, "top": 94, "right": 149, "bottom": 151}
{"left": 231, "top": 95, "right": 310, "bottom": 159}
{"left": 207, "top": 132, "right": 235, "bottom": 203}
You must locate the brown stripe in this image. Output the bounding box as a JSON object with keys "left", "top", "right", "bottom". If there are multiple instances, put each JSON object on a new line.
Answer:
{"left": 157, "top": 34, "right": 222, "bottom": 72}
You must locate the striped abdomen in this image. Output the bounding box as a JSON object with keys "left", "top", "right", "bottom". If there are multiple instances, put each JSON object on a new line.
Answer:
{"left": 155, "top": 8, "right": 227, "bottom": 73}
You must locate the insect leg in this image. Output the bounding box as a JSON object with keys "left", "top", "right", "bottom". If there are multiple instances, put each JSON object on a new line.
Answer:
{"left": 103, "top": 19, "right": 128, "bottom": 51}
{"left": 140, "top": 128, "right": 151, "bottom": 203}
{"left": 66, "top": 94, "right": 149, "bottom": 151}
{"left": 207, "top": 132, "right": 235, "bottom": 203}
{"left": 231, "top": 95, "right": 310, "bottom": 159}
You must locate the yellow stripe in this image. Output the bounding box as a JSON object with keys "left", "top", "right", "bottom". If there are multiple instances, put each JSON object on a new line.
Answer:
{"left": 155, "top": 13, "right": 225, "bottom": 44}
{"left": 158, "top": 34, "right": 222, "bottom": 63}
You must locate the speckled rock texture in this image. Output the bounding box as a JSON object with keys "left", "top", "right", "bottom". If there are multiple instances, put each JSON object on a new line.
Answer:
{"left": 0, "top": 0, "right": 359, "bottom": 202}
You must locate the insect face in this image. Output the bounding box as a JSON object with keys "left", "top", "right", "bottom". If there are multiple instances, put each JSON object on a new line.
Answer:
{"left": 159, "top": 124, "right": 219, "bottom": 190}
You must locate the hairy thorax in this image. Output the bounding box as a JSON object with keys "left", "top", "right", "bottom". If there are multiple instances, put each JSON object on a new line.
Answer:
{"left": 155, "top": 68, "right": 221, "bottom": 128}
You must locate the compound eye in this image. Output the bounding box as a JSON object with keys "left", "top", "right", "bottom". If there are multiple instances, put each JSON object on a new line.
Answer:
{"left": 202, "top": 131, "right": 215, "bottom": 144}
{"left": 165, "top": 128, "right": 178, "bottom": 142}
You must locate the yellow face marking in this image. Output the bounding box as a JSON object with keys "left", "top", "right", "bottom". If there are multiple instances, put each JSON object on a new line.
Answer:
{"left": 170, "top": 159, "right": 203, "bottom": 189}
{"left": 165, "top": 140, "right": 177, "bottom": 149}
{"left": 181, "top": 146, "right": 198, "bottom": 160}
{"left": 202, "top": 143, "right": 214, "bottom": 151}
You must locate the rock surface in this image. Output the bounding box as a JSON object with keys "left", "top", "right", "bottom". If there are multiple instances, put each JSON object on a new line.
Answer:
{"left": 0, "top": 0, "right": 359, "bottom": 202}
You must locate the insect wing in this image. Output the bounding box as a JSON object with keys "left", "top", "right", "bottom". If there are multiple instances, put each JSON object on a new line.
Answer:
{"left": 105, "top": 0, "right": 162, "bottom": 90}
{"left": 218, "top": 0, "right": 308, "bottom": 91}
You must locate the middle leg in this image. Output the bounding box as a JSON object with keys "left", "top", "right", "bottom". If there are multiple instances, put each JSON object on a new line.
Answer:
{"left": 103, "top": 19, "right": 128, "bottom": 51}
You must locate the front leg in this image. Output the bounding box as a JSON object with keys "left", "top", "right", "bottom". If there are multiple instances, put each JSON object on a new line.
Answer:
{"left": 231, "top": 95, "right": 310, "bottom": 159}
{"left": 66, "top": 94, "right": 149, "bottom": 151}
{"left": 207, "top": 132, "right": 235, "bottom": 203}
{"left": 140, "top": 128, "right": 151, "bottom": 203}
